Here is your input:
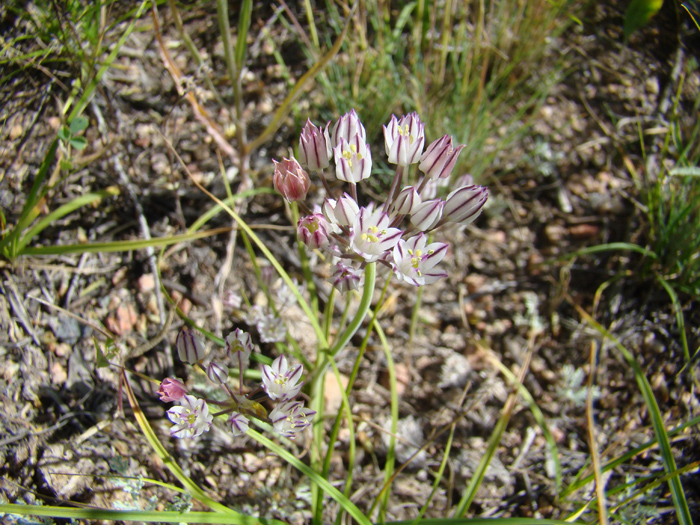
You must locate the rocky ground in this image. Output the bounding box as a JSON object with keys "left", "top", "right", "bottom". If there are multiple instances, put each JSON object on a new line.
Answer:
{"left": 0, "top": 2, "right": 699, "bottom": 524}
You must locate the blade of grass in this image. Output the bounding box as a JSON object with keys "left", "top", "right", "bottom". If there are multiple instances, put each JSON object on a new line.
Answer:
{"left": 245, "top": 428, "right": 372, "bottom": 525}
{"left": 19, "top": 227, "right": 233, "bottom": 256}
{"left": 568, "top": 296, "right": 692, "bottom": 525}
{"left": 453, "top": 335, "right": 536, "bottom": 517}
{"left": 0, "top": 503, "right": 285, "bottom": 524}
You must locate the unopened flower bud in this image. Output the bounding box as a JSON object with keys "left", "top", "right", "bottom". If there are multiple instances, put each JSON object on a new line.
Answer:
{"left": 419, "top": 135, "right": 465, "bottom": 181}
{"left": 297, "top": 213, "right": 331, "bottom": 249}
{"left": 443, "top": 185, "right": 488, "bottom": 225}
{"left": 206, "top": 360, "right": 229, "bottom": 385}
{"left": 299, "top": 119, "right": 332, "bottom": 170}
{"left": 331, "top": 109, "right": 366, "bottom": 147}
{"left": 228, "top": 412, "right": 250, "bottom": 436}
{"left": 226, "top": 328, "right": 254, "bottom": 371}
{"left": 324, "top": 193, "right": 359, "bottom": 227}
{"left": 176, "top": 328, "right": 205, "bottom": 364}
{"left": 158, "top": 377, "right": 187, "bottom": 403}
{"left": 391, "top": 186, "right": 422, "bottom": 215}
{"left": 410, "top": 198, "right": 444, "bottom": 231}
{"left": 273, "top": 157, "right": 310, "bottom": 202}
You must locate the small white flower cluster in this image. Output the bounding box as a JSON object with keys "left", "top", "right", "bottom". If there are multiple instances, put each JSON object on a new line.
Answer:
{"left": 274, "top": 110, "right": 489, "bottom": 291}
{"left": 158, "top": 328, "right": 314, "bottom": 440}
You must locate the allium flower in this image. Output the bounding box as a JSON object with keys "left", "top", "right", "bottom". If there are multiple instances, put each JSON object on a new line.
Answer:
{"left": 331, "top": 109, "right": 366, "bottom": 147}
{"left": 334, "top": 135, "right": 372, "bottom": 183}
{"left": 206, "top": 360, "right": 229, "bottom": 385}
{"left": 226, "top": 328, "right": 254, "bottom": 371}
{"left": 262, "top": 355, "right": 304, "bottom": 401}
{"left": 410, "top": 198, "right": 444, "bottom": 231}
{"left": 323, "top": 193, "right": 359, "bottom": 228}
{"left": 299, "top": 119, "right": 332, "bottom": 170}
{"left": 167, "top": 395, "right": 213, "bottom": 438}
{"left": 227, "top": 412, "right": 250, "bottom": 437}
{"left": 391, "top": 186, "right": 422, "bottom": 216}
{"left": 297, "top": 213, "right": 331, "bottom": 249}
{"left": 329, "top": 261, "right": 363, "bottom": 293}
{"left": 383, "top": 113, "right": 425, "bottom": 166}
{"left": 273, "top": 157, "right": 310, "bottom": 202}
{"left": 419, "top": 135, "right": 465, "bottom": 181}
{"left": 269, "top": 400, "right": 316, "bottom": 439}
{"left": 442, "top": 185, "right": 489, "bottom": 225}
{"left": 158, "top": 377, "right": 187, "bottom": 403}
{"left": 350, "top": 207, "right": 403, "bottom": 262}
{"left": 256, "top": 313, "right": 286, "bottom": 343}
{"left": 176, "top": 328, "right": 205, "bottom": 364}
{"left": 392, "top": 234, "right": 448, "bottom": 286}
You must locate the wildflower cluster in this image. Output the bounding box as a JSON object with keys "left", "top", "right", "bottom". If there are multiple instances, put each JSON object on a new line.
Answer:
{"left": 158, "top": 327, "right": 314, "bottom": 440}
{"left": 274, "top": 110, "right": 488, "bottom": 291}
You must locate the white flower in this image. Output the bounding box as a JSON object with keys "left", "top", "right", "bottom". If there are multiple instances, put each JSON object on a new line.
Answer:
{"left": 257, "top": 313, "right": 286, "bottom": 343}
{"left": 350, "top": 206, "right": 403, "bottom": 262}
{"left": 334, "top": 135, "right": 372, "bottom": 183}
{"left": 419, "top": 135, "right": 465, "bottom": 180}
{"left": 442, "top": 185, "right": 489, "bottom": 225}
{"left": 269, "top": 400, "right": 315, "bottom": 439}
{"left": 167, "top": 395, "right": 213, "bottom": 438}
{"left": 392, "top": 234, "right": 448, "bottom": 286}
{"left": 410, "top": 198, "right": 444, "bottom": 231}
{"left": 383, "top": 113, "right": 425, "bottom": 166}
{"left": 262, "top": 355, "right": 304, "bottom": 401}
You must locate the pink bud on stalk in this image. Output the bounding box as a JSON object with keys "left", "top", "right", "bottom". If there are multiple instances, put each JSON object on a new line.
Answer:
{"left": 442, "top": 185, "right": 489, "bottom": 225}
{"left": 419, "top": 135, "right": 465, "bottom": 181}
{"left": 383, "top": 113, "right": 425, "bottom": 166}
{"left": 158, "top": 377, "right": 187, "bottom": 403}
{"left": 297, "top": 213, "right": 331, "bottom": 249}
{"left": 176, "top": 328, "right": 205, "bottom": 364}
{"left": 299, "top": 119, "right": 332, "bottom": 171}
{"left": 273, "top": 157, "right": 310, "bottom": 202}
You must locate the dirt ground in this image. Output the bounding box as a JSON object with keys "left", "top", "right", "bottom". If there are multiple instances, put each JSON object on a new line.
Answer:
{"left": 1, "top": 2, "right": 699, "bottom": 523}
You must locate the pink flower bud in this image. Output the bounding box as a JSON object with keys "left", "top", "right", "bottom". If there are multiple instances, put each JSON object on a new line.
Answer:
{"left": 158, "top": 377, "right": 187, "bottom": 402}
{"left": 297, "top": 213, "right": 331, "bottom": 249}
{"left": 443, "top": 185, "right": 489, "bottom": 225}
{"left": 273, "top": 157, "right": 310, "bottom": 202}
{"left": 176, "top": 328, "right": 205, "bottom": 364}
{"left": 299, "top": 119, "right": 332, "bottom": 171}
{"left": 419, "top": 135, "right": 465, "bottom": 181}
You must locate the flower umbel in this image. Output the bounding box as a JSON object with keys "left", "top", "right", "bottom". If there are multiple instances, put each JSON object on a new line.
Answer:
{"left": 167, "top": 395, "right": 213, "bottom": 438}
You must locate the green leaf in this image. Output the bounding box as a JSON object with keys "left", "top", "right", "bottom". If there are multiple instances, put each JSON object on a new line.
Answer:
{"left": 94, "top": 337, "right": 110, "bottom": 368}
{"left": 69, "top": 116, "right": 89, "bottom": 134}
{"left": 624, "top": 0, "right": 664, "bottom": 41}
{"left": 70, "top": 136, "right": 88, "bottom": 150}
{"left": 58, "top": 127, "right": 71, "bottom": 141}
